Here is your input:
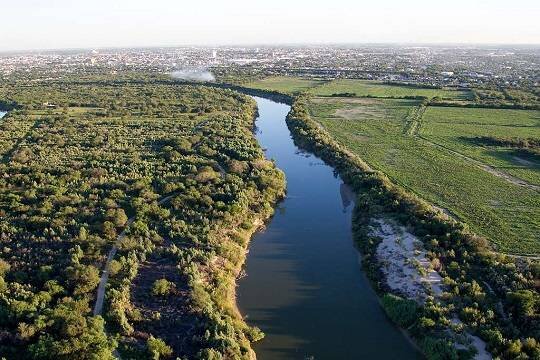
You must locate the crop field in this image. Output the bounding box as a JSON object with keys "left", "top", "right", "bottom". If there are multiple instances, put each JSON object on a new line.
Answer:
{"left": 310, "top": 79, "right": 472, "bottom": 100}
{"left": 244, "top": 76, "right": 326, "bottom": 94}
{"left": 421, "top": 106, "right": 540, "bottom": 185}
{"left": 308, "top": 96, "right": 540, "bottom": 254}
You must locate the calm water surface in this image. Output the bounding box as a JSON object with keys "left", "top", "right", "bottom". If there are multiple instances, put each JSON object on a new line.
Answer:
{"left": 237, "top": 97, "right": 420, "bottom": 359}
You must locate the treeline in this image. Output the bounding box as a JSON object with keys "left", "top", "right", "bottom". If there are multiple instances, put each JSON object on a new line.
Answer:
{"left": 0, "top": 99, "right": 18, "bottom": 111}
{"left": 284, "top": 93, "right": 540, "bottom": 359}
{"left": 468, "top": 136, "right": 540, "bottom": 162}
{"left": 471, "top": 136, "right": 540, "bottom": 151}
{"left": 382, "top": 81, "right": 443, "bottom": 90}
{"left": 206, "top": 83, "right": 294, "bottom": 104}
{"left": 473, "top": 88, "right": 539, "bottom": 105}
{"left": 429, "top": 99, "right": 540, "bottom": 111}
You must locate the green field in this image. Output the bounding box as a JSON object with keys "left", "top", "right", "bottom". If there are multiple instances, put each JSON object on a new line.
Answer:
{"left": 242, "top": 77, "right": 540, "bottom": 253}
{"left": 244, "top": 76, "right": 325, "bottom": 94}
{"left": 310, "top": 79, "right": 472, "bottom": 100}
{"left": 421, "top": 107, "right": 540, "bottom": 185}
{"left": 245, "top": 76, "right": 472, "bottom": 100}
{"left": 308, "top": 97, "right": 540, "bottom": 254}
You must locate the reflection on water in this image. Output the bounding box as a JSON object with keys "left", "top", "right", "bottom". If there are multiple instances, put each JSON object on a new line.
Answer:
{"left": 237, "top": 97, "right": 420, "bottom": 359}
{"left": 340, "top": 183, "right": 355, "bottom": 212}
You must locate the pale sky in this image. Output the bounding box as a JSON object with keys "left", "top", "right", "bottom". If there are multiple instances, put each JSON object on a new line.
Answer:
{"left": 2, "top": 0, "right": 539, "bottom": 51}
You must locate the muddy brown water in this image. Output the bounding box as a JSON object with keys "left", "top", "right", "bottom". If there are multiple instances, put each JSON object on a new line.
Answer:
{"left": 237, "top": 96, "right": 421, "bottom": 359}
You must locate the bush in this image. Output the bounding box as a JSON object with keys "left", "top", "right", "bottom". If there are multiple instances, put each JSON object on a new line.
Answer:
{"left": 151, "top": 278, "right": 176, "bottom": 297}
{"left": 380, "top": 293, "right": 419, "bottom": 328}
{"left": 420, "top": 336, "right": 459, "bottom": 360}
{"left": 147, "top": 336, "right": 173, "bottom": 359}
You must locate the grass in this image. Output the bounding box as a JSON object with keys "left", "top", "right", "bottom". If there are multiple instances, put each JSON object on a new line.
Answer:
{"left": 244, "top": 76, "right": 326, "bottom": 94}
{"left": 308, "top": 96, "right": 540, "bottom": 254}
{"left": 421, "top": 107, "right": 540, "bottom": 185}
{"left": 244, "top": 77, "right": 472, "bottom": 101}
{"left": 310, "top": 79, "right": 472, "bottom": 100}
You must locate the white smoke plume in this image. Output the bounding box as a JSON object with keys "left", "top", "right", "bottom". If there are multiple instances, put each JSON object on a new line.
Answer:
{"left": 170, "top": 68, "right": 216, "bottom": 82}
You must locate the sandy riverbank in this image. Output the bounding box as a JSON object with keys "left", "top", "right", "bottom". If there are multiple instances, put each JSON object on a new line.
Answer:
{"left": 369, "top": 218, "right": 491, "bottom": 359}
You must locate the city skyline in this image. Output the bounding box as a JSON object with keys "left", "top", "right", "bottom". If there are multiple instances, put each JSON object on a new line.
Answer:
{"left": 2, "top": 0, "right": 539, "bottom": 51}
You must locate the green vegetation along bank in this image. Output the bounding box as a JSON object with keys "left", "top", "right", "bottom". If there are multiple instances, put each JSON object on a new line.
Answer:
{"left": 308, "top": 97, "right": 540, "bottom": 254}
{"left": 242, "top": 76, "right": 539, "bottom": 255}
{"left": 284, "top": 94, "right": 539, "bottom": 359}
{"left": 234, "top": 76, "right": 539, "bottom": 358}
{"left": 0, "top": 79, "right": 285, "bottom": 359}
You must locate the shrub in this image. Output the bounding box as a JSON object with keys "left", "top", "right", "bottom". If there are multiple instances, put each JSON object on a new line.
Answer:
{"left": 420, "top": 336, "right": 459, "bottom": 360}
{"left": 151, "top": 279, "right": 175, "bottom": 297}
{"left": 381, "top": 293, "right": 418, "bottom": 328}
{"left": 147, "top": 336, "right": 173, "bottom": 359}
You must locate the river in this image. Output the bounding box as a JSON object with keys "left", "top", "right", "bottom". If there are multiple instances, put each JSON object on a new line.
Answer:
{"left": 237, "top": 96, "right": 420, "bottom": 359}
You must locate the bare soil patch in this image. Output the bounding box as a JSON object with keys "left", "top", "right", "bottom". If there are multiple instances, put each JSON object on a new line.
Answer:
{"left": 334, "top": 106, "right": 385, "bottom": 120}
{"left": 371, "top": 219, "right": 443, "bottom": 301}
{"left": 311, "top": 96, "right": 379, "bottom": 105}
{"left": 370, "top": 218, "right": 491, "bottom": 359}
{"left": 130, "top": 250, "right": 200, "bottom": 356}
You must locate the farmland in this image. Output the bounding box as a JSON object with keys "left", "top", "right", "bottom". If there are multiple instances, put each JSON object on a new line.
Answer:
{"left": 310, "top": 79, "right": 473, "bottom": 100}
{"left": 243, "top": 77, "right": 472, "bottom": 100}
{"left": 0, "top": 80, "right": 285, "bottom": 359}
{"left": 238, "top": 76, "right": 540, "bottom": 254}
{"left": 420, "top": 106, "right": 540, "bottom": 185}
{"left": 243, "top": 76, "right": 326, "bottom": 94}
{"left": 307, "top": 96, "right": 540, "bottom": 254}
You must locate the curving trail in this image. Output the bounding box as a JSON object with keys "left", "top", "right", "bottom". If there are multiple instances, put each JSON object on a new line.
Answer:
{"left": 402, "top": 103, "right": 539, "bottom": 192}
{"left": 93, "top": 167, "right": 226, "bottom": 358}
{"left": 419, "top": 135, "right": 540, "bottom": 192}
{"left": 93, "top": 194, "right": 175, "bottom": 317}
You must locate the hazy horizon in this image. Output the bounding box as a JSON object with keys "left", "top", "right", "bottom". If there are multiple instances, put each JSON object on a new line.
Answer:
{"left": 3, "top": 0, "right": 539, "bottom": 52}
{"left": 2, "top": 42, "right": 540, "bottom": 54}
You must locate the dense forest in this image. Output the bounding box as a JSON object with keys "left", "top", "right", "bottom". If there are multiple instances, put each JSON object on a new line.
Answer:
{"left": 0, "top": 80, "right": 285, "bottom": 359}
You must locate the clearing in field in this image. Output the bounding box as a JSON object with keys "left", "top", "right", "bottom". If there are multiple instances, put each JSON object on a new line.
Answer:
{"left": 308, "top": 96, "right": 540, "bottom": 254}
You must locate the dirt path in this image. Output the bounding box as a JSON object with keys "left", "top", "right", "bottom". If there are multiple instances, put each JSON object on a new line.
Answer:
{"left": 1, "top": 118, "right": 42, "bottom": 164}
{"left": 403, "top": 103, "right": 427, "bottom": 136}
{"left": 93, "top": 163, "right": 228, "bottom": 357}
{"left": 421, "top": 136, "right": 540, "bottom": 192}
{"left": 401, "top": 103, "right": 539, "bottom": 192}
{"left": 503, "top": 253, "right": 540, "bottom": 260}
{"left": 93, "top": 194, "right": 175, "bottom": 317}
